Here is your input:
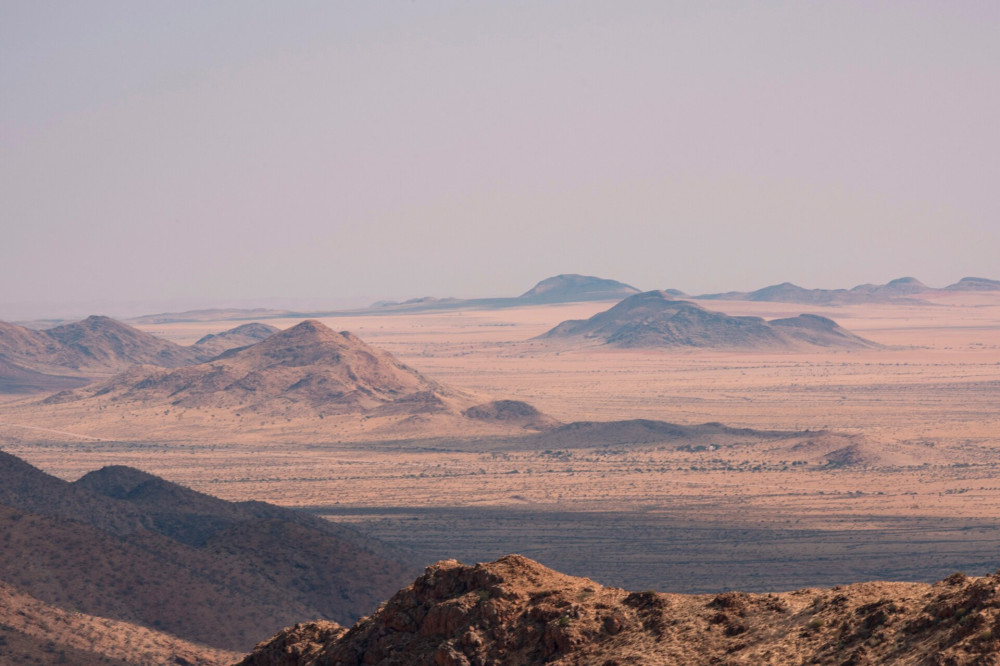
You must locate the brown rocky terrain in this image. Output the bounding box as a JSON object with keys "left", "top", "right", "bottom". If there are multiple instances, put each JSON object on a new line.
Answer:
{"left": 240, "top": 554, "right": 1000, "bottom": 666}
{"left": 44, "top": 319, "right": 461, "bottom": 417}
{"left": 539, "top": 291, "right": 876, "bottom": 350}
{"left": 0, "top": 579, "right": 238, "bottom": 665}
{"left": 42, "top": 315, "right": 203, "bottom": 370}
{"left": 0, "top": 451, "right": 417, "bottom": 652}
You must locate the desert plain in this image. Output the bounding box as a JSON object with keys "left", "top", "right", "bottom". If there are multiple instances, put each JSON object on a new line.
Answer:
{"left": 2, "top": 289, "right": 999, "bottom": 595}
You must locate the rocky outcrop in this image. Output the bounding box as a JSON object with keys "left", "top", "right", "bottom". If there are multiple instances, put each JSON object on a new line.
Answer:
{"left": 240, "top": 555, "right": 1000, "bottom": 665}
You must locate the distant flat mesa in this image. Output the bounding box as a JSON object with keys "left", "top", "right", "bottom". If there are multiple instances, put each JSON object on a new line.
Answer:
{"left": 372, "top": 273, "right": 643, "bottom": 311}
{"left": 539, "top": 290, "right": 878, "bottom": 350}
{"left": 696, "top": 276, "right": 1000, "bottom": 304}
{"left": 0, "top": 316, "right": 279, "bottom": 393}
{"left": 119, "top": 274, "right": 646, "bottom": 324}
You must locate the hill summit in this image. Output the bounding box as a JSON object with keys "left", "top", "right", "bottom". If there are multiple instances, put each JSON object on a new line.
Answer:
{"left": 519, "top": 274, "right": 641, "bottom": 303}
{"left": 540, "top": 291, "right": 877, "bottom": 350}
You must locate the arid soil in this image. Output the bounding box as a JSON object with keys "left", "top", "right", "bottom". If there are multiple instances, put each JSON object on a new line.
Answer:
{"left": 1, "top": 291, "right": 998, "bottom": 596}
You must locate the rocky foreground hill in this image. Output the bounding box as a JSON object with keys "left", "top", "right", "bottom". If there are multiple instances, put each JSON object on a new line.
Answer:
{"left": 241, "top": 554, "right": 1000, "bottom": 666}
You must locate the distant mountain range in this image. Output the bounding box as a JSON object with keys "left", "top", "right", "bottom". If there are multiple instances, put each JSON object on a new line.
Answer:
{"left": 11, "top": 275, "right": 999, "bottom": 329}
{"left": 539, "top": 291, "right": 878, "bottom": 350}
{"left": 696, "top": 276, "right": 1000, "bottom": 304}
{"left": 0, "top": 450, "right": 417, "bottom": 653}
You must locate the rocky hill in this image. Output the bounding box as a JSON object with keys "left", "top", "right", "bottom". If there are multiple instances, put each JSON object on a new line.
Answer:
{"left": 0, "top": 451, "right": 417, "bottom": 651}
{"left": 42, "top": 315, "right": 201, "bottom": 370}
{"left": 240, "top": 554, "right": 1000, "bottom": 666}
{"left": 0, "top": 316, "right": 288, "bottom": 393}
{"left": 192, "top": 322, "right": 280, "bottom": 359}
{"left": 539, "top": 291, "right": 877, "bottom": 350}
{"left": 48, "top": 319, "right": 457, "bottom": 416}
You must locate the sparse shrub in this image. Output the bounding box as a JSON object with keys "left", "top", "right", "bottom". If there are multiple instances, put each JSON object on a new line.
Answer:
{"left": 807, "top": 618, "right": 824, "bottom": 630}
{"left": 945, "top": 572, "right": 968, "bottom": 585}
{"left": 559, "top": 615, "right": 571, "bottom": 627}
{"left": 476, "top": 588, "right": 490, "bottom": 602}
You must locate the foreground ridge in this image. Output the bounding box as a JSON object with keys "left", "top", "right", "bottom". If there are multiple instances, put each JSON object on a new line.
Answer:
{"left": 241, "top": 555, "right": 1000, "bottom": 665}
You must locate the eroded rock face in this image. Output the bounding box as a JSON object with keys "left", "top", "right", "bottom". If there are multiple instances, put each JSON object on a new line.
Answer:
{"left": 239, "top": 555, "right": 1000, "bottom": 666}
{"left": 239, "top": 621, "right": 346, "bottom": 666}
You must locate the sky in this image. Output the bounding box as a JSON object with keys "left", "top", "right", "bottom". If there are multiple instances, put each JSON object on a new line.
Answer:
{"left": 2, "top": 1, "right": 998, "bottom": 319}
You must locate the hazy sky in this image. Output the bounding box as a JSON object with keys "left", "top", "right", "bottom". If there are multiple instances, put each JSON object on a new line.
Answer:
{"left": 3, "top": 2, "right": 998, "bottom": 318}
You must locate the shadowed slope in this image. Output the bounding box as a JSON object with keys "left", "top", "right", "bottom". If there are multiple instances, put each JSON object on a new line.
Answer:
{"left": 43, "top": 315, "right": 201, "bottom": 370}
{"left": 193, "top": 322, "right": 280, "bottom": 359}
{"left": 0, "top": 356, "right": 89, "bottom": 393}
{"left": 0, "top": 451, "right": 417, "bottom": 651}
{"left": 0, "top": 579, "right": 237, "bottom": 665}
{"left": 0, "top": 316, "right": 204, "bottom": 392}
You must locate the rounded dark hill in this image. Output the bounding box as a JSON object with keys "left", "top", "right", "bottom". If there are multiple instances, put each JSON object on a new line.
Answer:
{"left": 884, "top": 276, "right": 928, "bottom": 293}
{"left": 462, "top": 400, "right": 561, "bottom": 430}
{"left": 73, "top": 464, "right": 160, "bottom": 500}
{"left": 43, "top": 315, "right": 200, "bottom": 370}
{"left": 59, "top": 319, "right": 458, "bottom": 416}
{"left": 519, "top": 274, "right": 641, "bottom": 303}
{"left": 747, "top": 282, "right": 848, "bottom": 303}
{"left": 539, "top": 291, "right": 878, "bottom": 350}
{"left": 0, "top": 450, "right": 147, "bottom": 536}
{"left": 769, "top": 314, "right": 880, "bottom": 349}
{"left": 539, "top": 290, "right": 685, "bottom": 339}
{"left": 945, "top": 277, "right": 1000, "bottom": 291}
{"left": 193, "top": 322, "right": 279, "bottom": 359}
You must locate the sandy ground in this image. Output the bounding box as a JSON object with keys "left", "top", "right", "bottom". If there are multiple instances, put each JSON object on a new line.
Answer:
{"left": 1, "top": 292, "right": 998, "bottom": 591}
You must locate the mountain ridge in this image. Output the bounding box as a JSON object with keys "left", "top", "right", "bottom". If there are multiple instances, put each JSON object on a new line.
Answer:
{"left": 240, "top": 554, "right": 1000, "bottom": 666}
